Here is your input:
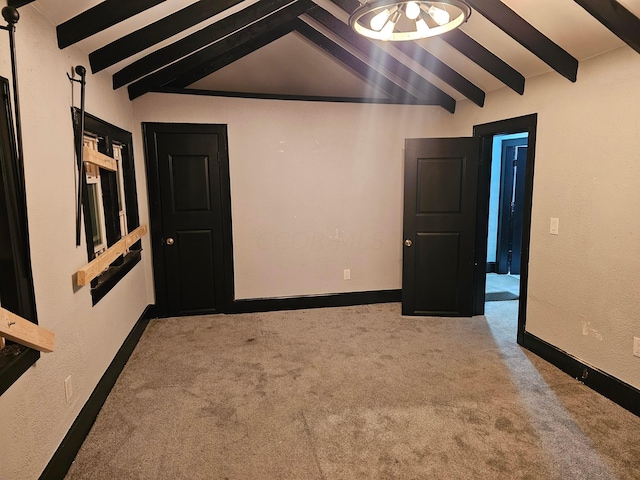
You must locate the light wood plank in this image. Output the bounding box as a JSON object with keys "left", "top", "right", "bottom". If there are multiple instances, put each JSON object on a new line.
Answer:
{"left": 0, "top": 336, "right": 5, "bottom": 349}
{"left": 76, "top": 225, "right": 147, "bottom": 286}
{"left": 0, "top": 307, "right": 55, "bottom": 353}
{"left": 83, "top": 146, "right": 117, "bottom": 172}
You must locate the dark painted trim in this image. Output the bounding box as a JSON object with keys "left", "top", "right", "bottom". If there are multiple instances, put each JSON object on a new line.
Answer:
{"left": 304, "top": 6, "right": 455, "bottom": 111}
{"left": 573, "top": 0, "right": 640, "bottom": 56}
{"left": 38, "top": 305, "right": 156, "bottom": 480}
{"left": 56, "top": 0, "right": 166, "bottom": 49}
{"left": 440, "top": 29, "right": 525, "bottom": 95}
{"left": 7, "top": 0, "right": 35, "bottom": 7}
{"left": 0, "top": 346, "right": 39, "bottom": 396}
{"left": 522, "top": 332, "right": 640, "bottom": 418}
{"left": 73, "top": 109, "right": 142, "bottom": 305}
{"left": 486, "top": 262, "right": 496, "bottom": 273}
{"left": 113, "top": 0, "right": 296, "bottom": 89}
{"left": 90, "top": 251, "right": 142, "bottom": 305}
{"left": 230, "top": 289, "right": 402, "bottom": 315}
{"left": 330, "top": 0, "right": 484, "bottom": 107}
{"left": 152, "top": 87, "right": 441, "bottom": 106}
{"left": 0, "top": 75, "right": 39, "bottom": 396}
{"left": 294, "top": 20, "right": 430, "bottom": 108}
{"left": 473, "top": 113, "right": 538, "bottom": 342}
{"left": 89, "top": 0, "right": 244, "bottom": 73}
{"left": 394, "top": 40, "right": 485, "bottom": 107}
{"left": 466, "top": 0, "right": 578, "bottom": 82}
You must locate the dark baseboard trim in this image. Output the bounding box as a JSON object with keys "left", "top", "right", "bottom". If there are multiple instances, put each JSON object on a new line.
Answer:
{"left": 39, "top": 304, "right": 157, "bottom": 480}
{"left": 522, "top": 332, "right": 640, "bottom": 417}
{"left": 231, "top": 289, "right": 401, "bottom": 314}
{"left": 486, "top": 262, "right": 497, "bottom": 273}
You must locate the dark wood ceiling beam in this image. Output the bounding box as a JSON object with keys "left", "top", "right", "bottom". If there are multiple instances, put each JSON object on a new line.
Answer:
{"left": 153, "top": 87, "right": 434, "bottom": 105}
{"left": 89, "top": 0, "right": 244, "bottom": 73}
{"left": 113, "top": 0, "right": 295, "bottom": 89}
{"left": 573, "top": 0, "right": 640, "bottom": 55}
{"left": 127, "top": 0, "right": 314, "bottom": 100}
{"left": 7, "top": 0, "right": 35, "bottom": 7}
{"left": 440, "top": 30, "right": 525, "bottom": 94}
{"left": 168, "top": 22, "right": 298, "bottom": 88}
{"left": 465, "top": 0, "right": 578, "bottom": 82}
{"left": 392, "top": 40, "right": 484, "bottom": 106}
{"left": 56, "top": 0, "right": 166, "bottom": 49}
{"left": 305, "top": 7, "right": 455, "bottom": 109}
{"left": 330, "top": 0, "right": 484, "bottom": 106}
{"left": 294, "top": 20, "right": 445, "bottom": 109}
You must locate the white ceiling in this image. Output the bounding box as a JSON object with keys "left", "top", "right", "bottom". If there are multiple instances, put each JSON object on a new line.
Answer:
{"left": 27, "top": 0, "right": 640, "bottom": 104}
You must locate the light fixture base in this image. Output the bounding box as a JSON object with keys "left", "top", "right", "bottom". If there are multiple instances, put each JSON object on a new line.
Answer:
{"left": 349, "top": 0, "right": 471, "bottom": 41}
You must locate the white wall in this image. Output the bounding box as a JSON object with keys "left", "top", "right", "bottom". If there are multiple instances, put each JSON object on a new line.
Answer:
{"left": 132, "top": 95, "right": 449, "bottom": 299}
{"left": 448, "top": 46, "right": 640, "bottom": 390}
{"left": 0, "top": 6, "right": 153, "bottom": 479}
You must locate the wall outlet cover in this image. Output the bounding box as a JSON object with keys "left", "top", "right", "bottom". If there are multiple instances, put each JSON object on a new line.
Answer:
{"left": 633, "top": 337, "right": 640, "bottom": 358}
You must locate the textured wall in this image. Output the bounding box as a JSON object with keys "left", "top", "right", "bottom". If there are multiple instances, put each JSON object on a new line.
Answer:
{"left": 448, "top": 46, "right": 640, "bottom": 390}
{"left": 0, "top": 6, "right": 153, "bottom": 479}
{"left": 132, "top": 95, "right": 450, "bottom": 299}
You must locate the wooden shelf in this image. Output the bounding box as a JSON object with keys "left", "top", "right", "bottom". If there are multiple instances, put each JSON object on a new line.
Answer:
{"left": 0, "top": 307, "right": 55, "bottom": 353}
{"left": 76, "top": 224, "right": 147, "bottom": 286}
{"left": 83, "top": 145, "right": 117, "bottom": 171}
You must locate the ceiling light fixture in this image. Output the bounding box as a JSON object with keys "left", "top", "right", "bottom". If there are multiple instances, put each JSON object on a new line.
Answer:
{"left": 349, "top": 0, "right": 471, "bottom": 41}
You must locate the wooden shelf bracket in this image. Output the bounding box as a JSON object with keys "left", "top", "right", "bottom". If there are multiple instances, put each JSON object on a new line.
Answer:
{"left": 0, "top": 307, "right": 55, "bottom": 352}
{"left": 75, "top": 224, "right": 147, "bottom": 286}
{"left": 83, "top": 145, "right": 117, "bottom": 171}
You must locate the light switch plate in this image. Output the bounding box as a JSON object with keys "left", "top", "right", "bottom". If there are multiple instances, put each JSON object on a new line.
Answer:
{"left": 550, "top": 217, "right": 559, "bottom": 235}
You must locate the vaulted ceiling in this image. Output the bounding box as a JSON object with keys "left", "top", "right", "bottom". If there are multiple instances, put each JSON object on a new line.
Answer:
{"left": 10, "top": 0, "right": 640, "bottom": 113}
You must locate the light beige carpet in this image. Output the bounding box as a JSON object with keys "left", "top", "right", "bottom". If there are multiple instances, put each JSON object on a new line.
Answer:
{"left": 65, "top": 302, "right": 640, "bottom": 479}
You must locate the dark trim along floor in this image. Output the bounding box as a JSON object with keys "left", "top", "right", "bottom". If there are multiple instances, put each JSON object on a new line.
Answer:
{"left": 231, "top": 289, "right": 402, "bottom": 314}
{"left": 522, "top": 332, "right": 640, "bottom": 417}
{"left": 39, "top": 305, "right": 157, "bottom": 480}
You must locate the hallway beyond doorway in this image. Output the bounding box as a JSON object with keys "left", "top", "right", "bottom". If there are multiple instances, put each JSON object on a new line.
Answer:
{"left": 485, "top": 273, "right": 519, "bottom": 302}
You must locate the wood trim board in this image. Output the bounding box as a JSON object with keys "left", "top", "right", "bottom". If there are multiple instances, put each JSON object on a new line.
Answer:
{"left": 83, "top": 146, "right": 117, "bottom": 172}
{"left": 76, "top": 225, "right": 148, "bottom": 286}
{"left": 0, "top": 306, "right": 55, "bottom": 352}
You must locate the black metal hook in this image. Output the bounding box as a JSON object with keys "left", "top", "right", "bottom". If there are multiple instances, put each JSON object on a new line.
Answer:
{"left": 69, "top": 65, "right": 88, "bottom": 246}
{"left": 68, "top": 65, "right": 87, "bottom": 84}
{"left": 1, "top": 6, "right": 23, "bottom": 175}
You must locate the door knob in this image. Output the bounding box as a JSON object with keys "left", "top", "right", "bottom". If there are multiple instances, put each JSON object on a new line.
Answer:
{"left": 165, "top": 237, "right": 174, "bottom": 246}
{"left": 404, "top": 239, "right": 412, "bottom": 247}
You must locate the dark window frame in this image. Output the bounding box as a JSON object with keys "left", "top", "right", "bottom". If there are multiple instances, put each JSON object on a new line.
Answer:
{"left": 72, "top": 109, "right": 142, "bottom": 305}
{"left": 0, "top": 76, "right": 39, "bottom": 396}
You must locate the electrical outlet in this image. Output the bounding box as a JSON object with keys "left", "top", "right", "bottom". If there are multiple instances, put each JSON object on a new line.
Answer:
{"left": 633, "top": 337, "right": 640, "bottom": 358}
{"left": 64, "top": 375, "right": 73, "bottom": 403}
{"left": 344, "top": 269, "right": 351, "bottom": 280}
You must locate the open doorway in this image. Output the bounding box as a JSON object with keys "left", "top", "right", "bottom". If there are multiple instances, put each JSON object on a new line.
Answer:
{"left": 473, "top": 114, "right": 537, "bottom": 346}
{"left": 485, "top": 133, "right": 528, "bottom": 303}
